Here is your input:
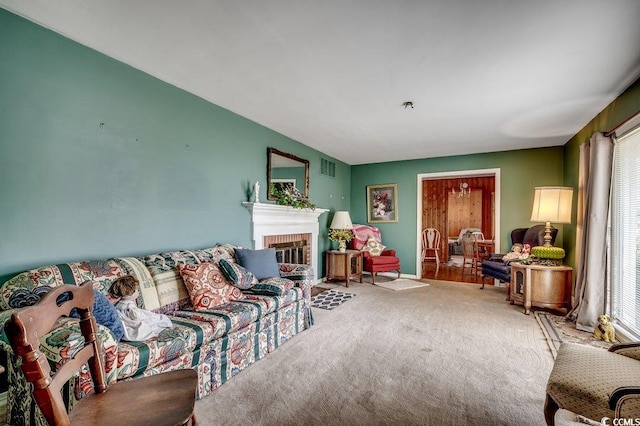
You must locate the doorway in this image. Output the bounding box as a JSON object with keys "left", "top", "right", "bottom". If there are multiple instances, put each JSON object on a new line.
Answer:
{"left": 415, "top": 169, "right": 501, "bottom": 282}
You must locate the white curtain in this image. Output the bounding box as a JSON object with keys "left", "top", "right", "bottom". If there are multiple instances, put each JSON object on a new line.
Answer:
{"left": 569, "top": 132, "right": 615, "bottom": 332}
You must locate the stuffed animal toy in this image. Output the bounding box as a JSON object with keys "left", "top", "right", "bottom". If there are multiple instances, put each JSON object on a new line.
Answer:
{"left": 108, "top": 275, "right": 173, "bottom": 341}
{"left": 502, "top": 243, "right": 523, "bottom": 261}
{"left": 593, "top": 314, "right": 616, "bottom": 343}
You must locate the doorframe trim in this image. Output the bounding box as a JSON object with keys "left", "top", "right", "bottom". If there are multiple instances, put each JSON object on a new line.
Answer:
{"left": 416, "top": 168, "right": 501, "bottom": 278}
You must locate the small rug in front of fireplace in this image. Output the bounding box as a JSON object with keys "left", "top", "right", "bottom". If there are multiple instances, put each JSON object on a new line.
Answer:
{"left": 311, "top": 289, "right": 355, "bottom": 310}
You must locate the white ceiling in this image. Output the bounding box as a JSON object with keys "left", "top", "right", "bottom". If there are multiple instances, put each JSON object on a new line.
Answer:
{"left": 2, "top": 1, "right": 640, "bottom": 165}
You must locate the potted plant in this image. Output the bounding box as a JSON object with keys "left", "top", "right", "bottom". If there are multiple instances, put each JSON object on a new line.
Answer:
{"left": 269, "top": 184, "right": 316, "bottom": 210}
{"left": 328, "top": 229, "right": 354, "bottom": 252}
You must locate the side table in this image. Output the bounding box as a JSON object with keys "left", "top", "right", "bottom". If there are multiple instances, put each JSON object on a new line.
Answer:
{"left": 325, "top": 250, "right": 363, "bottom": 287}
{"left": 510, "top": 263, "right": 572, "bottom": 315}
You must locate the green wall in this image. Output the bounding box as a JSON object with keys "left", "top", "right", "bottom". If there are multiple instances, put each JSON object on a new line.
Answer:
{"left": 0, "top": 9, "right": 350, "bottom": 282}
{"left": 562, "top": 78, "right": 640, "bottom": 268}
{"left": 351, "top": 147, "right": 565, "bottom": 276}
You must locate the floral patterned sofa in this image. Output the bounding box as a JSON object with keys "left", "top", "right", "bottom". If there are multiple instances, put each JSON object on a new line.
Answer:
{"left": 0, "top": 244, "right": 313, "bottom": 425}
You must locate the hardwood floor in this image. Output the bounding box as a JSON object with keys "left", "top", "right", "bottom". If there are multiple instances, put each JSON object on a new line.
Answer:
{"left": 421, "top": 261, "right": 488, "bottom": 285}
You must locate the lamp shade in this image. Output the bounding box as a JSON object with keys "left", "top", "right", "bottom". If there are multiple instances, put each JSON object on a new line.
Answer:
{"left": 530, "top": 186, "right": 573, "bottom": 224}
{"left": 330, "top": 211, "right": 353, "bottom": 229}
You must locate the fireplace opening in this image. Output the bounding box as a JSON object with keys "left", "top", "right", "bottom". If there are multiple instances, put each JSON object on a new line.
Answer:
{"left": 264, "top": 233, "right": 311, "bottom": 265}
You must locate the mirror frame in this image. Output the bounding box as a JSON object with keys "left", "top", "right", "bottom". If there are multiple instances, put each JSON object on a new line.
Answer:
{"left": 267, "top": 147, "right": 310, "bottom": 201}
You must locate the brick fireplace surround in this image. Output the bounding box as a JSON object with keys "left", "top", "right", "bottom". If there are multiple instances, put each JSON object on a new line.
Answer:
{"left": 242, "top": 202, "right": 328, "bottom": 283}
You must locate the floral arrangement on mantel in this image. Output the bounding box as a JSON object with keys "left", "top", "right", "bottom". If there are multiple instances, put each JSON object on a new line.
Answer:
{"left": 269, "top": 184, "right": 316, "bottom": 210}
{"left": 328, "top": 229, "right": 354, "bottom": 252}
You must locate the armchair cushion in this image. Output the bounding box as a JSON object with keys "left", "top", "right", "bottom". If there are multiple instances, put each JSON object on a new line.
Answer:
{"left": 546, "top": 342, "right": 640, "bottom": 421}
{"left": 362, "top": 238, "right": 386, "bottom": 256}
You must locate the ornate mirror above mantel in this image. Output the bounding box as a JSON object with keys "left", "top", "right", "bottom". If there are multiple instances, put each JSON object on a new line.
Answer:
{"left": 267, "top": 147, "right": 309, "bottom": 201}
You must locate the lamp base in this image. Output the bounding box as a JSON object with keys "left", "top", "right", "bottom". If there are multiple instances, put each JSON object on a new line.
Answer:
{"left": 338, "top": 240, "right": 347, "bottom": 252}
{"left": 543, "top": 221, "right": 553, "bottom": 247}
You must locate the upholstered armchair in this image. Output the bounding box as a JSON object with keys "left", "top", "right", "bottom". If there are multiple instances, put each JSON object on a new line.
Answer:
{"left": 545, "top": 341, "right": 640, "bottom": 425}
{"left": 349, "top": 224, "right": 401, "bottom": 283}
{"left": 481, "top": 224, "right": 557, "bottom": 298}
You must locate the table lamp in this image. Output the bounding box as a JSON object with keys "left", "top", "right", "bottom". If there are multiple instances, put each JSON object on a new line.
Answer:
{"left": 329, "top": 211, "right": 354, "bottom": 252}
{"left": 530, "top": 186, "right": 573, "bottom": 264}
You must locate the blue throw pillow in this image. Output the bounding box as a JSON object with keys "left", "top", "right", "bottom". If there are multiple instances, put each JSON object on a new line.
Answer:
{"left": 234, "top": 248, "right": 281, "bottom": 281}
{"left": 69, "top": 289, "right": 124, "bottom": 342}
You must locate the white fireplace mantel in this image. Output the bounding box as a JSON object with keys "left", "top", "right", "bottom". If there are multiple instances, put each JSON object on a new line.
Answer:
{"left": 242, "top": 202, "right": 329, "bottom": 282}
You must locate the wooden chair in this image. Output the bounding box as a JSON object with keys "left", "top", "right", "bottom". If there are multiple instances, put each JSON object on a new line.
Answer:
{"left": 461, "top": 232, "right": 483, "bottom": 283}
{"left": 5, "top": 281, "right": 198, "bottom": 426}
{"left": 421, "top": 228, "right": 441, "bottom": 267}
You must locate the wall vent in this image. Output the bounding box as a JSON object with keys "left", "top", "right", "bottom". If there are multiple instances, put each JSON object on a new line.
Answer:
{"left": 320, "top": 158, "right": 336, "bottom": 178}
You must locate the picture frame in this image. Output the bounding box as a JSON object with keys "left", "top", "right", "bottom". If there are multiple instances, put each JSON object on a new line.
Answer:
{"left": 366, "top": 184, "right": 398, "bottom": 223}
{"left": 271, "top": 178, "right": 297, "bottom": 193}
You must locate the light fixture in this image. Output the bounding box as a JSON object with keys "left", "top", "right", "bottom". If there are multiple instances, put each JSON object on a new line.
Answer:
{"left": 530, "top": 186, "right": 573, "bottom": 247}
{"left": 402, "top": 101, "right": 414, "bottom": 109}
{"left": 329, "top": 211, "right": 354, "bottom": 252}
{"left": 451, "top": 181, "right": 471, "bottom": 198}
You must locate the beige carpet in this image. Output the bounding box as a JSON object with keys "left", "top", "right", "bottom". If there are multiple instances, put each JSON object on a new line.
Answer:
{"left": 194, "top": 279, "right": 556, "bottom": 425}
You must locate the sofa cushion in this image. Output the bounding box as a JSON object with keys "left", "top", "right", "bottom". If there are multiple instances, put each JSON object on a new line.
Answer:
{"left": 235, "top": 248, "right": 281, "bottom": 280}
{"left": 177, "top": 263, "right": 244, "bottom": 311}
{"left": 247, "top": 277, "right": 295, "bottom": 296}
{"left": 218, "top": 259, "right": 258, "bottom": 290}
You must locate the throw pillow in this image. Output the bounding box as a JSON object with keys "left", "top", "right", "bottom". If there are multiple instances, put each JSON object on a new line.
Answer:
{"left": 176, "top": 263, "right": 244, "bottom": 311}
{"left": 247, "top": 277, "right": 295, "bottom": 297}
{"left": 234, "top": 248, "right": 281, "bottom": 281}
{"left": 362, "top": 237, "right": 386, "bottom": 256}
{"left": 67, "top": 289, "right": 125, "bottom": 342}
{"left": 218, "top": 258, "right": 258, "bottom": 290}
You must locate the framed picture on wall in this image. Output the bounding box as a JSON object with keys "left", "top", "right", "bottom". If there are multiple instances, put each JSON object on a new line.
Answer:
{"left": 366, "top": 184, "right": 398, "bottom": 223}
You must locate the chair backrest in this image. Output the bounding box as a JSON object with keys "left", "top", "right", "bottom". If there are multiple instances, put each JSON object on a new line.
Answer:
{"left": 5, "top": 281, "right": 106, "bottom": 425}
{"left": 422, "top": 228, "right": 441, "bottom": 249}
{"left": 350, "top": 224, "right": 383, "bottom": 250}
{"left": 471, "top": 231, "right": 485, "bottom": 241}
{"left": 461, "top": 232, "right": 481, "bottom": 258}
{"left": 511, "top": 225, "right": 557, "bottom": 247}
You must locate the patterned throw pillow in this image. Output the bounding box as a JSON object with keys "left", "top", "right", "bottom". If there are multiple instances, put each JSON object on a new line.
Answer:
{"left": 362, "top": 237, "right": 386, "bottom": 256}
{"left": 218, "top": 259, "right": 258, "bottom": 290}
{"left": 176, "top": 263, "right": 244, "bottom": 311}
{"left": 247, "top": 277, "right": 295, "bottom": 297}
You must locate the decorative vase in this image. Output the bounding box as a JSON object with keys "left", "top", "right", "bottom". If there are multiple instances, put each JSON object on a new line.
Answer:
{"left": 338, "top": 240, "right": 347, "bottom": 252}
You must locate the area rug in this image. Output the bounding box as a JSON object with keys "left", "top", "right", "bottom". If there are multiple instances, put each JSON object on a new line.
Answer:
{"left": 311, "top": 289, "right": 355, "bottom": 310}
{"left": 374, "top": 278, "right": 430, "bottom": 291}
{"left": 534, "top": 311, "right": 613, "bottom": 359}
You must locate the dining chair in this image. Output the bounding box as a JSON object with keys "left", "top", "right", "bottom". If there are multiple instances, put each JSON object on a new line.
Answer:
{"left": 5, "top": 281, "right": 198, "bottom": 426}
{"left": 421, "top": 228, "right": 441, "bottom": 267}
{"left": 461, "top": 232, "right": 483, "bottom": 280}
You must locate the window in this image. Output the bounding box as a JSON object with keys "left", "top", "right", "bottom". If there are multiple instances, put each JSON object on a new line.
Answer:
{"left": 610, "top": 126, "right": 640, "bottom": 338}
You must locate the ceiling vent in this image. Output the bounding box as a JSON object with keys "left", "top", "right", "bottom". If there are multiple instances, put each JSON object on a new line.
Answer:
{"left": 320, "top": 158, "right": 336, "bottom": 178}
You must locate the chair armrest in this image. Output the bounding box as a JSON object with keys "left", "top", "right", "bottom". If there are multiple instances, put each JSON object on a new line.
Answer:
{"left": 609, "top": 341, "right": 640, "bottom": 361}
{"left": 610, "top": 386, "right": 640, "bottom": 411}
{"left": 486, "top": 253, "right": 507, "bottom": 262}
{"left": 381, "top": 249, "right": 397, "bottom": 257}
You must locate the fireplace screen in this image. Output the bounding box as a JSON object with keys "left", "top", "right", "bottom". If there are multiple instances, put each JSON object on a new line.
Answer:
{"left": 269, "top": 240, "right": 308, "bottom": 264}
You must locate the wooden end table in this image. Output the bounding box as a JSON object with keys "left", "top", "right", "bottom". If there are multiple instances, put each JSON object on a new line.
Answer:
{"left": 510, "top": 262, "right": 572, "bottom": 315}
{"left": 325, "top": 250, "right": 363, "bottom": 287}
